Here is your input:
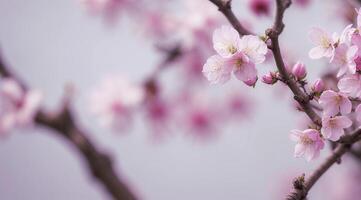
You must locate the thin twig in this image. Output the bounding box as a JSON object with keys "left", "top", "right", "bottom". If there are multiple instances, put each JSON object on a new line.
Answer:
{"left": 0, "top": 55, "right": 137, "bottom": 200}
{"left": 209, "top": 0, "right": 252, "bottom": 36}
{"left": 265, "top": 0, "right": 321, "bottom": 126}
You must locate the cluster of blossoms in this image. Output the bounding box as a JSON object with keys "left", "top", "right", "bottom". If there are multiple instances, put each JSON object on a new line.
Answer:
{"left": 202, "top": 25, "right": 268, "bottom": 86}
{"left": 201, "top": 9, "right": 361, "bottom": 162}
{"left": 82, "top": 1, "right": 254, "bottom": 140}
{"left": 0, "top": 78, "right": 42, "bottom": 135}
{"left": 290, "top": 8, "right": 361, "bottom": 161}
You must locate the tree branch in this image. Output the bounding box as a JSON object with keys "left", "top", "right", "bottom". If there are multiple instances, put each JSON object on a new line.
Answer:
{"left": 265, "top": 0, "right": 321, "bottom": 126}
{"left": 209, "top": 0, "right": 252, "bottom": 36}
{"left": 287, "top": 129, "right": 361, "bottom": 200}
{"left": 0, "top": 55, "right": 137, "bottom": 200}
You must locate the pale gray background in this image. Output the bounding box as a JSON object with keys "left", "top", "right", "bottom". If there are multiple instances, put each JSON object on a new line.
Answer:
{"left": 0, "top": 0, "right": 350, "bottom": 199}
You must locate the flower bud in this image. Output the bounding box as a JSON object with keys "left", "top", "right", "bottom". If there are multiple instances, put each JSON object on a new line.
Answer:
{"left": 243, "top": 76, "right": 258, "bottom": 87}
{"left": 249, "top": 0, "right": 271, "bottom": 16}
{"left": 311, "top": 78, "right": 324, "bottom": 94}
{"left": 292, "top": 62, "right": 307, "bottom": 80}
{"left": 262, "top": 72, "right": 277, "bottom": 85}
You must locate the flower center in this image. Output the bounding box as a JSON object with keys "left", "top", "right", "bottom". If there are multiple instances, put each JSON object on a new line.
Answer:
{"left": 227, "top": 45, "right": 237, "bottom": 54}
{"left": 300, "top": 135, "right": 314, "bottom": 145}
{"left": 235, "top": 58, "right": 244, "bottom": 69}
{"left": 321, "top": 37, "right": 331, "bottom": 48}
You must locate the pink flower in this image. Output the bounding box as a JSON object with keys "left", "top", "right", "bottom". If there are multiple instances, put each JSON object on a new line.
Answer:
{"left": 227, "top": 52, "right": 258, "bottom": 85}
{"left": 204, "top": 26, "right": 267, "bottom": 85}
{"left": 289, "top": 129, "right": 324, "bottom": 162}
{"left": 89, "top": 75, "right": 145, "bottom": 131}
{"left": 238, "top": 35, "right": 268, "bottom": 64}
{"left": 80, "top": 0, "right": 135, "bottom": 23}
{"left": 212, "top": 25, "right": 241, "bottom": 58}
{"left": 145, "top": 97, "right": 171, "bottom": 139}
{"left": 311, "top": 78, "right": 325, "bottom": 93}
{"left": 319, "top": 90, "right": 352, "bottom": 117}
{"left": 338, "top": 74, "right": 361, "bottom": 98}
{"left": 308, "top": 27, "right": 335, "bottom": 59}
{"left": 321, "top": 116, "right": 352, "bottom": 141}
{"left": 291, "top": 61, "right": 307, "bottom": 80}
{"left": 330, "top": 43, "right": 358, "bottom": 77}
{"left": 202, "top": 55, "right": 232, "bottom": 84}
{"left": 0, "top": 78, "right": 42, "bottom": 134}
{"left": 249, "top": 0, "right": 271, "bottom": 16}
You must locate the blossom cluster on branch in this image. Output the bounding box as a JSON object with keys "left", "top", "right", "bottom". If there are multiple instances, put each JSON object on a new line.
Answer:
{"left": 1, "top": 0, "right": 361, "bottom": 200}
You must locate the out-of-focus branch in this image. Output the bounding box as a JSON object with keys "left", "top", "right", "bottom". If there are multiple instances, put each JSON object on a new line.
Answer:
{"left": 287, "top": 129, "right": 361, "bottom": 200}
{"left": 0, "top": 56, "right": 137, "bottom": 200}
{"left": 209, "top": 0, "right": 252, "bottom": 36}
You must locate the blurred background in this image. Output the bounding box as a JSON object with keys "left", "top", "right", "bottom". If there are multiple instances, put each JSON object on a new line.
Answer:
{"left": 0, "top": 0, "right": 358, "bottom": 199}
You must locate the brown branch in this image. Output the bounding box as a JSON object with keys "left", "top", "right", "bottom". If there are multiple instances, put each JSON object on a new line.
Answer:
{"left": 265, "top": 0, "right": 321, "bottom": 126}
{"left": 287, "top": 129, "right": 361, "bottom": 200}
{"left": 209, "top": 0, "right": 252, "bottom": 36}
{"left": 0, "top": 55, "right": 137, "bottom": 200}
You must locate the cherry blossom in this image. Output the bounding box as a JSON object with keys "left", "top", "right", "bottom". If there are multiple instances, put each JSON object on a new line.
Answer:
{"left": 203, "top": 26, "right": 267, "bottom": 85}
{"left": 319, "top": 90, "right": 352, "bottom": 117}
{"left": 238, "top": 35, "right": 268, "bottom": 64}
{"left": 0, "top": 78, "right": 42, "bottom": 134}
{"left": 308, "top": 27, "right": 335, "bottom": 59}
{"left": 330, "top": 43, "right": 357, "bottom": 77}
{"left": 202, "top": 55, "right": 232, "bottom": 84}
{"left": 290, "top": 129, "right": 325, "bottom": 162}
{"left": 213, "top": 25, "right": 241, "bottom": 58}
{"left": 338, "top": 74, "right": 361, "bottom": 98}
{"left": 227, "top": 51, "right": 258, "bottom": 84}
{"left": 321, "top": 116, "right": 352, "bottom": 141}
{"left": 89, "top": 75, "right": 145, "bottom": 131}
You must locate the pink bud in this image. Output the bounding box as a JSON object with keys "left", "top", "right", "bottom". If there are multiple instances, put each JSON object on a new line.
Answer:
{"left": 262, "top": 72, "right": 277, "bottom": 85}
{"left": 292, "top": 62, "right": 307, "bottom": 80}
{"left": 311, "top": 78, "right": 324, "bottom": 93}
{"left": 249, "top": 0, "right": 271, "bottom": 16}
{"left": 243, "top": 76, "right": 258, "bottom": 87}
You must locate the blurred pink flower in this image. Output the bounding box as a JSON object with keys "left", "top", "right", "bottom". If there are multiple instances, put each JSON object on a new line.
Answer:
{"left": 319, "top": 90, "right": 352, "bottom": 117}
{"left": 227, "top": 52, "right": 258, "bottom": 84}
{"left": 145, "top": 97, "right": 171, "bottom": 138}
{"left": 321, "top": 116, "right": 352, "bottom": 141}
{"left": 249, "top": 0, "right": 271, "bottom": 16}
{"left": 80, "top": 0, "right": 136, "bottom": 23}
{"left": 90, "top": 75, "right": 145, "bottom": 131}
{"left": 290, "top": 129, "right": 324, "bottom": 162}
{"left": 0, "top": 78, "right": 42, "bottom": 134}
{"left": 338, "top": 74, "right": 361, "bottom": 98}
{"left": 330, "top": 43, "right": 357, "bottom": 77}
